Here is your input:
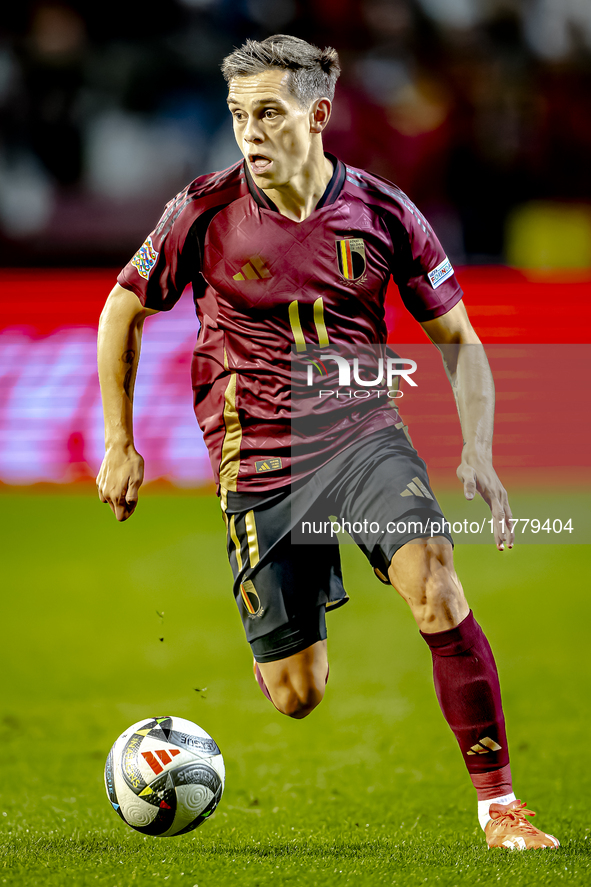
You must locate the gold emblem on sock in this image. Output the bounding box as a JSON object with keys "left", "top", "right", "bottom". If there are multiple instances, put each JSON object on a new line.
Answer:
{"left": 467, "top": 736, "right": 502, "bottom": 755}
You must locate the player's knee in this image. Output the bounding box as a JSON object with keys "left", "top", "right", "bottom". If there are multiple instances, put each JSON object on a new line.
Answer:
{"left": 273, "top": 679, "right": 325, "bottom": 719}
{"left": 258, "top": 641, "right": 329, "bottom": 718}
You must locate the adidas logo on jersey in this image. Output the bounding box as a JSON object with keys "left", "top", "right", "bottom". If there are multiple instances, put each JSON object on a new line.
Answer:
{"left": 233, "top": 257, "right": 271, "bottom": 281}
{"left": 400, "top": 477, "right": 433, "bottom": 499}
{"left": 255, "top": 458, "right": 282, "bottom": 473}
{"left": 467, "top": 736, "right": 502, "bottom": 756}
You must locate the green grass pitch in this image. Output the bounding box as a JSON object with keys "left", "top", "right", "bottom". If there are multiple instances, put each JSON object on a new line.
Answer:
{"left": 1, "top": 491, "right": 589, "bottom": 886}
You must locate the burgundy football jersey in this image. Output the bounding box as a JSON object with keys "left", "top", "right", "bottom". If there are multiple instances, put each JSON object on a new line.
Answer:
{"left": 118, "top": 156, "right": 463, "bottom": 492}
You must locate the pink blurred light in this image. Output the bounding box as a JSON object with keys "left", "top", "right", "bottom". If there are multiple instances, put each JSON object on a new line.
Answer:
{"left": 0, "top": 285, "right": 211, "bottom": 485}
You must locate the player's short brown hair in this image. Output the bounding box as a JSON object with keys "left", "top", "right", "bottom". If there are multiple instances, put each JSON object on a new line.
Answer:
{"left": 221, "top": 35, "right": 341, "bottom": 107}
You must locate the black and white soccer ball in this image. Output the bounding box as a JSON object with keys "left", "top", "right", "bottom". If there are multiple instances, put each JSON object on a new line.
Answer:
{"left": 104, "top": 716, "right": 225, "bottom": 837}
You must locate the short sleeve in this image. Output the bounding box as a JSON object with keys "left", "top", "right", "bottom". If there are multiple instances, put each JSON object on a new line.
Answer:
{"left": 386, "top": 199, "right": 463, "bottom": 322}
{"left": 117, "top": 186, "right": 198, "bottom": 311}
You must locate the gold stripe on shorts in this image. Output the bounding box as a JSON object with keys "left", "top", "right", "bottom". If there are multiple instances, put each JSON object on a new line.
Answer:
{"left": 229, "top": 515, "right": 243, "bottom": 572}
{"left": 244, "top": 510, "right": 260, "bottom": 568}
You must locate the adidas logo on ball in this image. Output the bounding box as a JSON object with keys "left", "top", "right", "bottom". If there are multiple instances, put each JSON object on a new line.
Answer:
{"left": 104, "top": 716, "right": 225, "bottom": 837}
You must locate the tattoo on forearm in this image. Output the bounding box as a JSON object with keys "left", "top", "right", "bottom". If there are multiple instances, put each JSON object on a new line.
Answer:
{"left": 122, "top": 350, "right": 135, "bottom": 401}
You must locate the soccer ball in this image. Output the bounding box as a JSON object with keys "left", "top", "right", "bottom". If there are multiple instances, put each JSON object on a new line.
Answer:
{"left": 104, "top": 716, "right": 225, "bottom": 837}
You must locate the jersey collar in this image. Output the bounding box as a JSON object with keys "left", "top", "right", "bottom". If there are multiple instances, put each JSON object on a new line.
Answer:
{"left": 245, "top": 153, "right": 346, "bottom": 213}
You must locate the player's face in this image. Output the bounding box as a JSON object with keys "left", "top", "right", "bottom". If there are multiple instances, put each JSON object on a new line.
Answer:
{"left": 227, "top": 70, "right": 318, "bottom": 188}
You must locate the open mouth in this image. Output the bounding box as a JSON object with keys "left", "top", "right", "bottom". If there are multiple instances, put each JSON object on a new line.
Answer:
{"left": 249, "top": 154, "right": 273, "bottom": 175}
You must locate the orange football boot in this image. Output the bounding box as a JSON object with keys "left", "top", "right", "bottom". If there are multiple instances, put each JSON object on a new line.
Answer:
{"left": 485, "top": 800, "right": 560, "bottom": 850}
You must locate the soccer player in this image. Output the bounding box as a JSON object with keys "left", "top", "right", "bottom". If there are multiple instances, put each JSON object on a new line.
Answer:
{"left": 97, "top": 35, "right": 558, "bottom": 850}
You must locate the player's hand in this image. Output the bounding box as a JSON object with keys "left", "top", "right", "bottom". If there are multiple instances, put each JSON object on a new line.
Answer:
{"left": 457, "top": 452, "right": 514, "bottom": 551}
{"left": 96, "top": 444, "right": 145, "bottom": 522}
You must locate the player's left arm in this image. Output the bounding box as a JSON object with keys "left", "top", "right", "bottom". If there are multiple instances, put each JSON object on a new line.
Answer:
{"left": 420, "top": 299, "right": 514, "bottom": 551}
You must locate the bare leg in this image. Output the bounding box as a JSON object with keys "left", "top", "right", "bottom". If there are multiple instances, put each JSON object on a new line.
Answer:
{"left": 387, "top": 537, "right": 469, "bottom": 632}
{"left": 257, "top": 639, "right": 328, "bottom": 719}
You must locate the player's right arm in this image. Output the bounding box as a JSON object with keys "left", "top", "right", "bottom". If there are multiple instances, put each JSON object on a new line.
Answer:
{"left": 96, "top": 283, "right": 159, "bottom": 521}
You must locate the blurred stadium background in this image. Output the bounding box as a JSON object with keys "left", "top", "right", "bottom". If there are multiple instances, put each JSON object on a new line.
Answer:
{"left": 1, "top": 0, "right": 590, "bottom": 488}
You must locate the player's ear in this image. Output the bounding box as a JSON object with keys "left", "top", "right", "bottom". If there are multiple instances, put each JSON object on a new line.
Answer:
{"left": 310, "top": 98, "right": 331, "bottom": 134}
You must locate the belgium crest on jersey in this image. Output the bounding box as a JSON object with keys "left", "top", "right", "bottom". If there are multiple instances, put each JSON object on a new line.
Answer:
{"left": 335, "top": 238, "right": 366, "bottom": 281}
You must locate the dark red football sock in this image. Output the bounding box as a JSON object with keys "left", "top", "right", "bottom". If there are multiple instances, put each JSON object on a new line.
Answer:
{"left": 420, "top": 610, "right": 513, "bottom": 801}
